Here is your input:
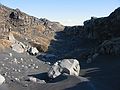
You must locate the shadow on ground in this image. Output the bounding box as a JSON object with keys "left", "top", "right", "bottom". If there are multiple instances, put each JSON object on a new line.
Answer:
{"left": 37, "top": 29, "right": 98, "bottom": 64}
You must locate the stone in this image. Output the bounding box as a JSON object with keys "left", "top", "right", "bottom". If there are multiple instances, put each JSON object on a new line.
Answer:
{"left": 38, "top": 80, "right": 46, "bottom": 84}
{"left": 11, "top": 43, "right": 24, "bottom": 53}
{"left": 35, "top": 66, "right": 39, "bottom": 69}
{"left": 28, "top": 77, "right": 37, "bottom": 83}
{"left": 9, "top": 53, "right": 12, "bottom": 57}
{"left": 48, "top": 62, "right": 62, "bottom": 78}
{"left": 14, "top": 78, "right": 20, "bottom": 82}
{"left": 13, "top": 58, "right": 17, "bottom": 63}
{"left": 48, "top": 59, "right": 80, "bottom": 79}
{"left": 0, "top": 74, "right": 5, "bottom": 85}
{"left": 28, "top": 47, "right": 39, "bottom": 55}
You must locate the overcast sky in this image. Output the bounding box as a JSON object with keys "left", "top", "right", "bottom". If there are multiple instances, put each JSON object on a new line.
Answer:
{"left": 0, "top": 0, "right": 120, "bottom": 26}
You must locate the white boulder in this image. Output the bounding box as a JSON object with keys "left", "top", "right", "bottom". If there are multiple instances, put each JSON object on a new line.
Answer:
{"left": 28, "top": 47, "right": 39, "bottom": 55}
{"left": 48, "top": 59, "right": 80, "bottom": 79}
{"left": 0, "top": 74, "right": 5, "bottom": 85}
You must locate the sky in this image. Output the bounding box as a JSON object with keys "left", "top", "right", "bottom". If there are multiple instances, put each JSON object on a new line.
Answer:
{"left": 0, "top": 0, "right": 120, "bottom": 26}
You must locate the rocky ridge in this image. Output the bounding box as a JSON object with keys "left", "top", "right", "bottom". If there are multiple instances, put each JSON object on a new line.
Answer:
{"left": 0, "top": 4, "right": 64, "bottom": 53}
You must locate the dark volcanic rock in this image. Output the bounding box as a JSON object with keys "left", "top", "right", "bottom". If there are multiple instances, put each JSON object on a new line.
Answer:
{"left": 64, "top": 26, "right": 84, "bottom": 37}
{"left": 97, "top": 38, "right": 120, "bottom": 55}
{"left": 84, "top": 7, "right": 120, "bottom": 41}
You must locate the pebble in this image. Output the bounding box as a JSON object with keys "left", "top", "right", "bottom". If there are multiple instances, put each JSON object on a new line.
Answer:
{"left": 14, "top": 78, "right": 20, "bottom": 82}
{"left": 4, "top": 57, "right": 8, "bottom": 60}
{"left": 21, "top": 65, "right": 24, "bottom": 68}
{"left": 20, "top": 58, "right": 23, "bottom": 62}
{"left": 33, "top": 64, "right": 36, "bottom": 66}
{"left": 31, "top": 67, "right": 34, "bottom": 69}
{"left": 13, "top": 58, "right": 18, "bottom": 64}
{"left": 17, "top": 69, "right": 21, "bottom": 72}
{"left": 35, "top": 66, "right": 39, "bottom": 69}
{"left": 24, "top": 66, "right": 28, "bottom": 69}
{"left": 2, "top": 64, "right": 5, "bottom": 66}
{"left": 28, "top": 64, "right": 31, "bottom": 67}
{"left": 30, "top": 59, "right": 33, "bottom": 62}
{"left": 3, "top": 72, "right": 7, "bottom": 76}
{"left": 24, "top": 84, "right": 28, "bottom": 87}
{"left": 9, "top": 53, "right": 12, "bottom": 57}
{"left": 14, "top": 69, "right": 17, "bottom": 72}
{"left": 28, "top": 77, "right": 37, "bottom": 82}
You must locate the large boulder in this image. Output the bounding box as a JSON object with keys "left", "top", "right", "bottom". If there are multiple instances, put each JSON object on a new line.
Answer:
{"left": 0, "top": 74, "right": 5, "bottom": 85}
{"left": 48, "top": 59, "right": 80, "bottom": 79}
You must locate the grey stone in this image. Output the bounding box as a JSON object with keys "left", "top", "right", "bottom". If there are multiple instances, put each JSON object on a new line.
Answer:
{"left": 48, "top": 59, "right": 80, "bottom": 79}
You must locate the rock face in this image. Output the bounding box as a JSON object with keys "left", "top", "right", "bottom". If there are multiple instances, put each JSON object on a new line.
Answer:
{"left": 48, "top": 59, "right": 80, "bottom": 79}
{"left": 84, "top": 7, "right": 120, "bottom": 41}
{"left": 63, "top": 26, "right": 84, "bottom": 37}
{"left": 97, "top": 38, "right": 120, "bottom": 55}
{"left": 0, "top": 4, "right": 64, "bottom": 53}
{"left": 0, "top": 74, "right": 5, "bottom": 85}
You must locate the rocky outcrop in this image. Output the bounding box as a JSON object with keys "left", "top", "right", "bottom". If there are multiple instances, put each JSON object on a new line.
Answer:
{"left": 0, "top": 4, "right": 64, "bottom": 53}
{"left": 63, "top": 26, "right": 84, "bottom": 37}
{"left": 97, "top": 38, "right": 120, "bottom": 55}
{"left": 81, "top": 7, "right": 120, "bottom": 56}
{"left": 84, "top": 7, "right": 120, "bottom": 41}
{"left": 48, "top": 59, "right": 80, "bottom": 79}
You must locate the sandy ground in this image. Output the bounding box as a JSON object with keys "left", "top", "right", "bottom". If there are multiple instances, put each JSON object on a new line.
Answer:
{"left": 0, "top": 50, "right": 120, "bottom": 90}
{"left": 0, "top": 49, "right": 95, "bottom": 90}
